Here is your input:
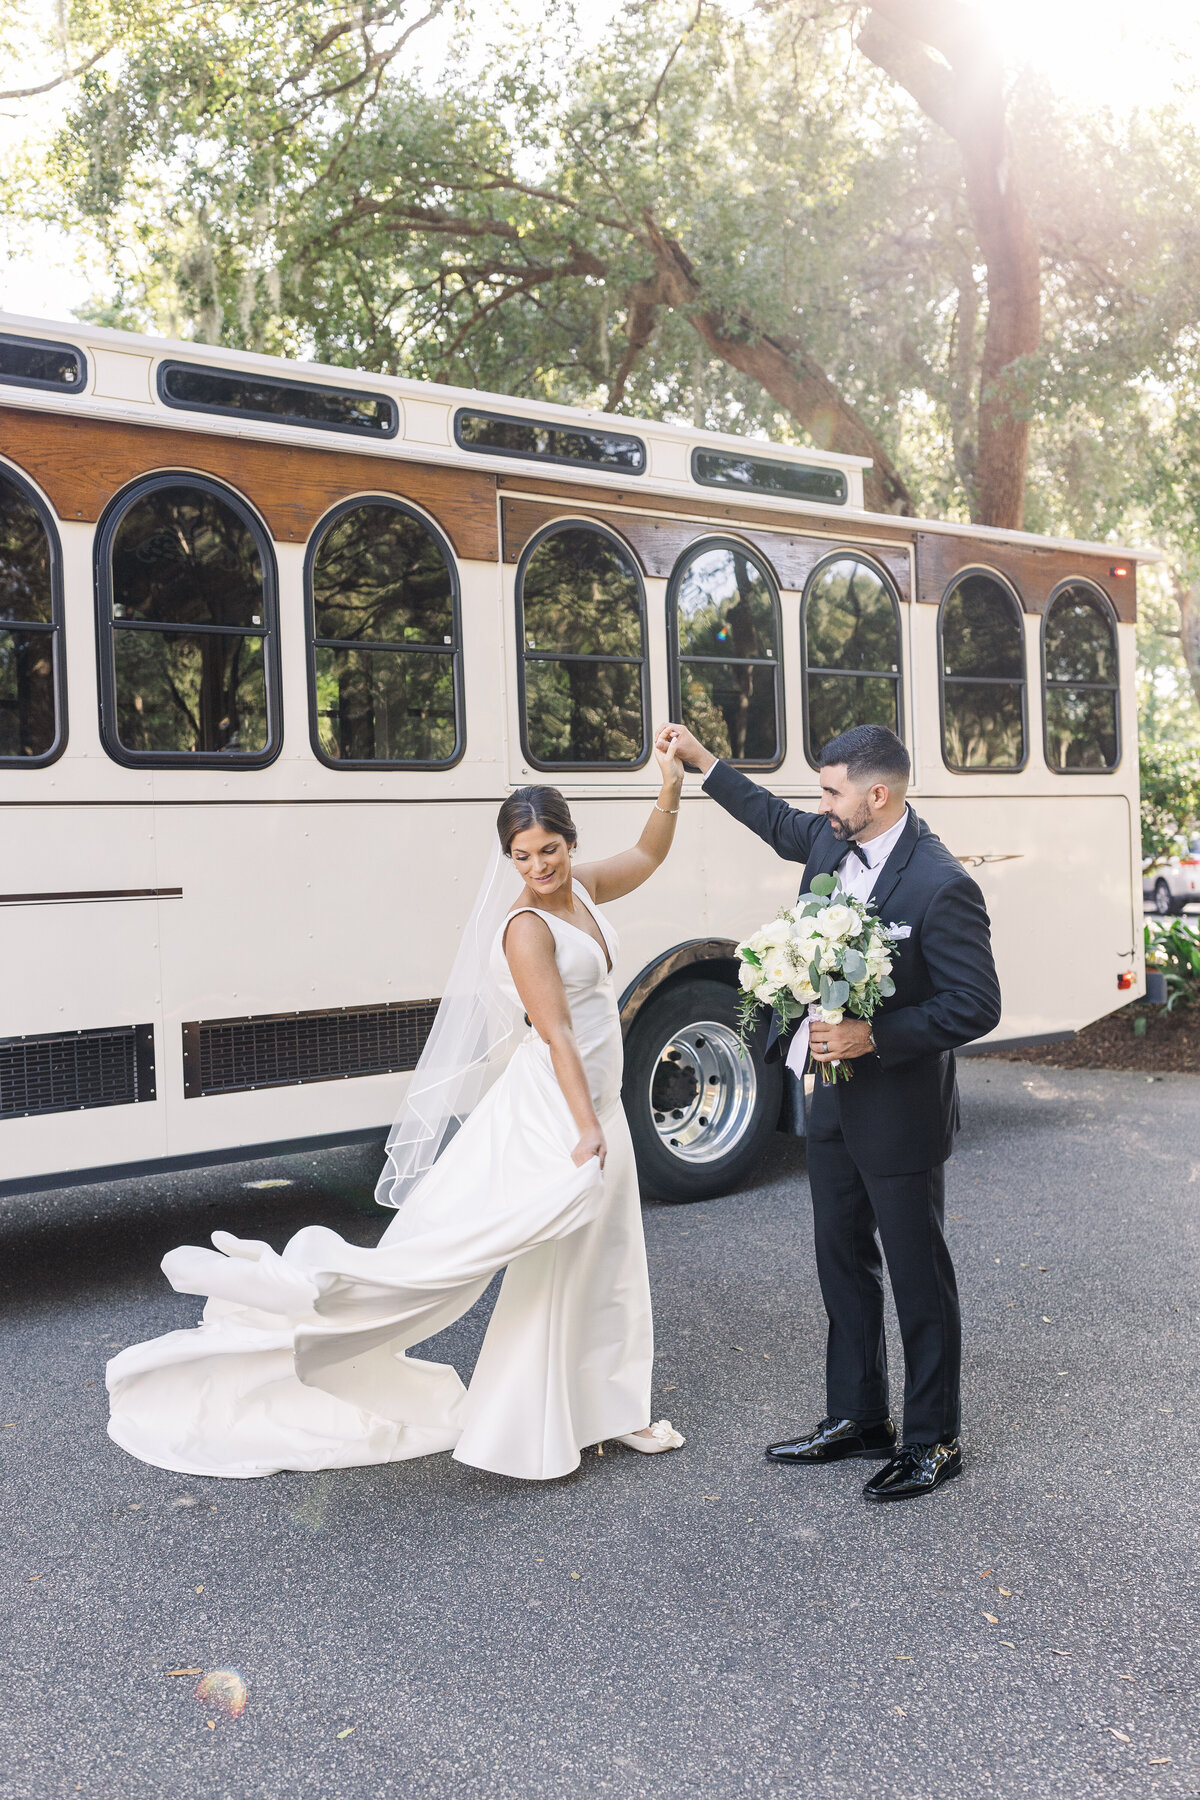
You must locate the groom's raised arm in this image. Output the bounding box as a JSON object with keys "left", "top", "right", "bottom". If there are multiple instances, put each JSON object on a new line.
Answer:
{"left": 703, "top": 760, "right": 823, "bottom": 865}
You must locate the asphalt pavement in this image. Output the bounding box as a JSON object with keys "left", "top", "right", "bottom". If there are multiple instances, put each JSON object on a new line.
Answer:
{"left": 1, "top": 1059, "right": 1198, "bottom": 1800}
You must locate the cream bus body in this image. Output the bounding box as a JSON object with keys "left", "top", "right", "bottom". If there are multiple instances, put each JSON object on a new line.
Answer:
{"left": 0, "top": 315, "right": 1149, "bottom": 1198}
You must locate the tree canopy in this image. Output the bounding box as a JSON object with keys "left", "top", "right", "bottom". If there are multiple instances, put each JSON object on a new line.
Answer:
{"left": 3, "top": 0, "right": 1200, "bottom": 729}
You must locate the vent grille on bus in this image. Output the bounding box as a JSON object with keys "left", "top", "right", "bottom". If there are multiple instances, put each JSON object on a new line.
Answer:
{"left": 181, "top": 1001, "right": 440, "bottom": 1098}
{"left": 0, "top": 1024, "right": 156, "bottom": 1120}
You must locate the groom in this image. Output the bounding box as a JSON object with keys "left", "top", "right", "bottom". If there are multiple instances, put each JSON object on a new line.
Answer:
{"left": 657, "top": 721, "right": 1001, "bottom": 1502}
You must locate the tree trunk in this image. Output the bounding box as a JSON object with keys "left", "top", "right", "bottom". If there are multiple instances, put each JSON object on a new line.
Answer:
{"left": 626, "top": 215, "right": 915, "bottom": 515}
{"left": 1173, "top": 569, "right": 1200, "bottom": 710}
{"left": 858, "top": 0, "right": 1041, "bottom": 530}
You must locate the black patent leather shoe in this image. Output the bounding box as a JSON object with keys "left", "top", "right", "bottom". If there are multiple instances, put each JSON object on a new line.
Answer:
{"left": 862, "top": 1439, "right": 962, "bottom": 1502}
{"left": 766, "top": 1416, "right": 897, "bottom": 1464}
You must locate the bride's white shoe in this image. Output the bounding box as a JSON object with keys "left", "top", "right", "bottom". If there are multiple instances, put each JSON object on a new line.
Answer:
{"left": 615, "top": 1419, "right": 685, "bottom": 1453}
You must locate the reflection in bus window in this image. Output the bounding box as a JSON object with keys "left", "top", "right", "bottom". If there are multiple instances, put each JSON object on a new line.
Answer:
{"left": 802, "top": 556, "right": 902, "bottom": 765}
{"left": 518, "top": 523, "right": 647, "bottom": 767}
{"left": 940, "top": 571, "right": 1026, "bottom": 770}
{"left": 671, "top": 540, "right": 781, "bottom": 766}
{"left": 309, "top": 501, "right": 461, "bottom": 766}
{"left": 102, "top": 480, "right": 275, "bottom": 762}
{"left": 0, "top": 469, "right": 61, "bottom": 763}
{"left": 1043, "top": 583, "right": 1119, "bottom": 771}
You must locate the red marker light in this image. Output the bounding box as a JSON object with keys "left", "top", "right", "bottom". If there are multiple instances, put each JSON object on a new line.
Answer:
{"left": 1110, "top": 565, "right": 1128, "bottom": 578}
{"left": 1117, "top": 971, "right": 1136, "bottom": 990}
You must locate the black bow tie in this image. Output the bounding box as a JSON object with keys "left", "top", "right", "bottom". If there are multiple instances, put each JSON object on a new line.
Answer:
{"left": 840, "top": 842, "right": 870, "bottom": 868}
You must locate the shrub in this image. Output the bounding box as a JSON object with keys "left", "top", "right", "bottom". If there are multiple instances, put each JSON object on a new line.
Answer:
{"left": 1146, "top": 917, "right": 1200, "bottom": 1011}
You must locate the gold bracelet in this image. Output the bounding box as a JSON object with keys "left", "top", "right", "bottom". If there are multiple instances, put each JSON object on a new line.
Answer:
{"left": 655, "top": 801, "right": 680, "bottom": 815}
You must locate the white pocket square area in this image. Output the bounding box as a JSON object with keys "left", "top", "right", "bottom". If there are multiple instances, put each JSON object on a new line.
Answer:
{"left": 884, "top": 924, "right": 912, "bottom": 940}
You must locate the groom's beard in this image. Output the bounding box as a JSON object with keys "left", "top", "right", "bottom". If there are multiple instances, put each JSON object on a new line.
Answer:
{"left": 828, "top": 800, "right": 874, "bottom": 844}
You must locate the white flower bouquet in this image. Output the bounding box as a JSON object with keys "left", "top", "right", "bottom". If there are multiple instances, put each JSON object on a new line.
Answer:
{"left": 736, "top": 873, "right": 901, "bottom": 1083}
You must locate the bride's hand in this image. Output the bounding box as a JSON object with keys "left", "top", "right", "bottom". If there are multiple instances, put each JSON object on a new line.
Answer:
{"left": 572, "top": 1127, "right": 607, "bottom": 1169}
{"left": 654, "top": 729, "right": 684, "bottom": 791}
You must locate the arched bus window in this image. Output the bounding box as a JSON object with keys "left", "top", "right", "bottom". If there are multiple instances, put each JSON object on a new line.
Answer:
{"left": 97, "top": 475, "right": 279, "bottom": 767}
{"left": 669, "top": 538, "right": 782, "bottom": 768}
{"left": 307, "top": 498, "right": 463, "bottom": 767}
{"left": 0, "top": 465, "right": 64, "bottom": 765}
{"left": 801, "top": 553, "right": 902, "bottom": 767}
{"left": 516, "top": 521, "right": 648, "bottom": 769}
{"left": 1042, "top": 581, "right": 1120, "bottom": 771}
{"left": 939, "top": 569, "right": 1027, "bottom": 770}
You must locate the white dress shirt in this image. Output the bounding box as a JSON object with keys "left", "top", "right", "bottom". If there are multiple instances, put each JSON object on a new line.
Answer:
{"left": 833, "top": 808, "right": 909, "bottom": 904}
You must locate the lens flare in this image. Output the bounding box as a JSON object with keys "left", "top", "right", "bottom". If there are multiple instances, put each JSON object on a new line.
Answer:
{"left": 195, "top": 1669, "right": 248, "bottom": 1719}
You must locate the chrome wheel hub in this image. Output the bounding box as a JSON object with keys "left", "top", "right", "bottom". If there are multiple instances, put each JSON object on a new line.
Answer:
{"left": 648, "top": 1019, "right": 757, "bottom": 1165}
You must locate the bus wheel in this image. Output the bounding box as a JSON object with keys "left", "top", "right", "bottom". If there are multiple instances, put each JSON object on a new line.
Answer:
{"left": 622, "top": 977, "right": 782, "bottom": 1203}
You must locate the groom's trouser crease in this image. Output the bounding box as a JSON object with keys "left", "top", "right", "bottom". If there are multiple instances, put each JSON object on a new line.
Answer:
{"left": 806, "top": 1082, "right": 961, "bottom": 1445}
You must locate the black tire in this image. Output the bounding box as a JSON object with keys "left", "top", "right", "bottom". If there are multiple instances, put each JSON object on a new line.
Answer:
{"left": 622, "top": 976, "right": 783, "bottom": 1203}
{"left": 1155, "top": 879, "right": 1182, "bottom": 917}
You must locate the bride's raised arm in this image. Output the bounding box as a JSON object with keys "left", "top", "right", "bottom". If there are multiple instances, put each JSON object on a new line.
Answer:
{"left": 573, "top": 734, "right": 684, "bottom": 905}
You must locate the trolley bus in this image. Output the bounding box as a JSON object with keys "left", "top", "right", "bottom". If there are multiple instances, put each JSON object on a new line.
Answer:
{"left": 0, "top": 314, "right": 1151, "bottom": 1200}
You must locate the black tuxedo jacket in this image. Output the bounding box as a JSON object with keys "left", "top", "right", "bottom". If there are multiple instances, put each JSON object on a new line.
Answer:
{"left": 706, "top": 760, "right": 1002, "bottom": 1175}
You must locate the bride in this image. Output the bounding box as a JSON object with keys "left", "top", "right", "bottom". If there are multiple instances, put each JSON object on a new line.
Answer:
{"left": 107, "top": 739, "right": 687, "bottom": 1482}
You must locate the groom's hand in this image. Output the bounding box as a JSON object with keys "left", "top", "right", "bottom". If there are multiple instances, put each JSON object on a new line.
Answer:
{"left": 654, "top": 722, "right": 716, "bottom": 776}
{"left": 810, "top": 1019, "right": 875, "bottom": 1062}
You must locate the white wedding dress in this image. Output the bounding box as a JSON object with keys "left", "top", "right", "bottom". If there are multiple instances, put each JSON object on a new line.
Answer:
{"left": 107, "top": 888, "right": 654, "bottom": 1482}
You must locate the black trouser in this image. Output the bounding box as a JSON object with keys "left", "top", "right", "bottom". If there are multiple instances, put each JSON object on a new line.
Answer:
{"left": 805, "top": 1079, "right": 961, "bottom": 1446}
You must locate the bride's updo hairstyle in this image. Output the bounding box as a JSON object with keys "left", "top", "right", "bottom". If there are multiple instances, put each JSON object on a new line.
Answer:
{"left": 497, "top": 786, "right": 578, "bottom": 857}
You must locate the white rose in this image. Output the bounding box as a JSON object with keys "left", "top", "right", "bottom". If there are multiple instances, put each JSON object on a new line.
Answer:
{"left": 819, "top": 947, "right": 839, "bottom": 973}
{"left": 739, "top": 961, "right": 760, "bottom": 991}
{"left": 762, "top": 948, "right": 792, "bottom": 988}
{"left": 823, "top": 904, "right": 858, "bottom": 940}
{"left": 819, "top": 1007, "right": 844, "bottom": 1025}
{"left": 760, "top": 917, "right": 793, "bottom": 949}
{"left": 790, "top": 980, "right": 818, "bottom": 1004}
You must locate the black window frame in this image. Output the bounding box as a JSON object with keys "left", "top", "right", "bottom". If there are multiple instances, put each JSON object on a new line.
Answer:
{"left": 94, "top": 471, "right": 282, "bottom": 771}
{"left": 799, "top": 549, "right": 905, "bottom": 772}
{"left": 1041, "top": 578, "right": 1121, "bottom": 775}
{"left": 690, "top": 446, "right": 848, "bottom": 506}
{"left": 304, "top": 494, "right": 466, "bottom": 772}
{"left": 0, "top": 332, "right": 87, "bottom": 395}
{"left": 157, "top": 359, "right": 399, "bottom": 440}
{"left": 454, "top": 407, "right": 646, "bottom": 476}
{"left": 666, "top": 534, "right": 785, "bottom": 772}
{"left": 0, "top": 460, "right": 68, "bottom": 768}
{"left": 515, "top": 517, "right": 652, "bottom": 773}
{"left": 937, "top": 565, "right": 1029, "bottom": 775}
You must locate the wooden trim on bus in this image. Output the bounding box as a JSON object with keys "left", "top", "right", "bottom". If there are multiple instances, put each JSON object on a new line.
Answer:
{"left": 916, "top": 529, "right": 1136, "bottom": 622}
{"left": 497, "top": 471, "right": 915, "bottom": 544}
{"left": 0, "top": 404, "right": 501, "bottom": 561}
{"left": 501, "top": 496, "right": 912, "bottom": 598}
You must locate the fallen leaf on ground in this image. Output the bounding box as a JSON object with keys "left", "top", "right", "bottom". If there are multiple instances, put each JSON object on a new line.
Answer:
{"left": 1050, "top": 1649, "right": 1069, "bottom": 1657}
{"left": 893, "top": 1707, "right": 905, "bottom": 1716}
{"left": 570, "top": 1572, "right": 580, "bottom": 1579}
{"left": 206, "top": 1721, "right": 215, "bottom": 1731}
{"left": 1000, "top": 1641, "right": 1015, "bottom": 1648}
{"left": 979, "top": 1569, "right": 993, "bottom": 1578}
{"left": 983, "top": 1612, "right": 999, "bottom": 1624}
{"left": 195, "top": 1585, "right": 203, "bottom": 1594}
{"left": 166, "top": 1669, "right": 202, "bottom": 1677}
{"left": 27, "top": 1576, "right": 41, "bottom": 1583}
{"left": 893, "top": 1656, "right": 913, "bottom": 1661}
{"left": 1109, "top": 1730, "right": 1131, "bottom": 1743}
{"left": 999, "top": 1588, "right": 1012, "bottom": 1597}
{"left": 1150, "top": 1758, "right": 1172, "bottom": 1765}
{"left": 1119, "top": 1674, "right": 1136, "bottom": 1682}
{"left": 337, "top": 1727, "right": 355, "bottom": 1739}
{"left": 1042, "top": 1317, "right": 1053, "bottom": 1323}
{"left": 732, "top": 1345, "right": 745, "bottom": 1352}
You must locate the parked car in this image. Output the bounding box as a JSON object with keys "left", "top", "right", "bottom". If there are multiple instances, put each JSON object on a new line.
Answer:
{"left": 1144, "top": 839, "right": 1200, "bottom": 914}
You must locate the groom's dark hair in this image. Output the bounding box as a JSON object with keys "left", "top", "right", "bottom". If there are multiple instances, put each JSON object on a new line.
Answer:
{"left": 820, "top": 724, "right": 910, "bottom": 789}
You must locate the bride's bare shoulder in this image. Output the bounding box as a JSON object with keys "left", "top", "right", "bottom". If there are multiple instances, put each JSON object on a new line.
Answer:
{"left": 501, "top": 905, "right": 555, "bottom": 956}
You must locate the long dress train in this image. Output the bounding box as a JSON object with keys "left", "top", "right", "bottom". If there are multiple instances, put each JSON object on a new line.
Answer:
{"left": 106, "top": 889, "right": 653, "bottom": 1482}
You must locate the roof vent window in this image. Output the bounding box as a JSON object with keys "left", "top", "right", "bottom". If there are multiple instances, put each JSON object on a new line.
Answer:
{"left": 455, "top": 409, "right": 645, "bottom": 474}
{"left": 0, "top": 333, "right": 86, "bottom": 394}
{"left": 158, "top": 361, "right": 398, "bottom": 437}
{"left": 692, "top": 447, "right": 848, "bottom": 505}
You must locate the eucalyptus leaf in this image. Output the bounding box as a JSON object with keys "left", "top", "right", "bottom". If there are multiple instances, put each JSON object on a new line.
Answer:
{"left": 809, "top": 875, "right": 837, "bottom": 896}
{"left": 842, "top": 948, "right": 866, "bottom": 982}
{"left": 878, "top": 976, "right": 895, "bottom": 997}
{"left": 821, "top": 976, "right": 850, "bottom": 1008}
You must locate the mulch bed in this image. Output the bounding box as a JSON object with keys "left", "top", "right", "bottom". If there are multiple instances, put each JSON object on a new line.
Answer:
{"left": 981, "top": 1000, "right": 1200, "bottom": 1074}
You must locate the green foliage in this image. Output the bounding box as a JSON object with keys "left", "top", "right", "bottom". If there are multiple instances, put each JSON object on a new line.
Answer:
{"left": 1140, "top": 742, "right": 1200, "bottom": 865}
{"left": 1146, "top": 917, "right": 1200, "bottom": 1011}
